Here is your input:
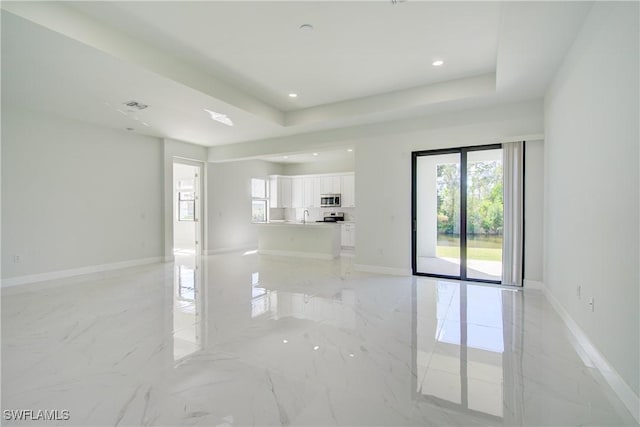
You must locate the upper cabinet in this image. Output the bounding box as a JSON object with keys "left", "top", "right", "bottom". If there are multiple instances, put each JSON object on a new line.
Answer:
{"left": 280, "top": 177, "right": 292, "bottom": 208}
{"left": 303, "top": 177, "right": 320, "bottom": 208}
{"left": 269, "top": 176, "right": 278, "bottom": 208}
{"left": 269, "top": 175, "right": 292, "bottom": 208}
{"left": 320, "top": 176, "right": 340, "bottom": 194}
{"left": 291, "top": 177, "right": 304, "bottom": 208}
{"left": 270, "top": 172, "right": 355, "bottom": 208}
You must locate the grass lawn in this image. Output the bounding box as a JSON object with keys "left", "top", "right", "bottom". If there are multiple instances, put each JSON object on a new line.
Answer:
{"left": 436, "top": 245, "right": 502, "bottom": 261}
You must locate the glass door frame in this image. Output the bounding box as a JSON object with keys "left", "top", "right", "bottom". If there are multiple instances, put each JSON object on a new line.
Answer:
{"left": 411, "top": 144, "right": 503, "bottom": 284}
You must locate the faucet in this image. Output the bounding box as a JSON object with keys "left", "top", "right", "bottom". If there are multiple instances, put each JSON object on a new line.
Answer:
{"left": 303, "top": 210, "right": 309, "bottom": 224}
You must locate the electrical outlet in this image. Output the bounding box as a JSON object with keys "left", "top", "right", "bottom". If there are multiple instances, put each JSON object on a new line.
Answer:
{"left": 576, "top": 285, "right": 581, "bottom": 299}
{"left": 588, "top": 297, "right": 594, "bottom": 312}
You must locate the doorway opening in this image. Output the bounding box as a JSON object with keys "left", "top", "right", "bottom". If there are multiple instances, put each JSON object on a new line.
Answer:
{"left": 412, "top": 145, "right": 506, "bottom": 284}
{"left": 173, "top": 162, "right": 202, "bottom": 256}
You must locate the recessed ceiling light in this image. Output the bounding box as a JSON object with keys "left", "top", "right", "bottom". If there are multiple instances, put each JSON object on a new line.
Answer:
{"left": 288, "top": 93, "right": 298, "bottom": 98}
{"left": 312, "top": 153, "right": 319, "bottom": 156}
{"left": 282, "top": 339, "right": 288, "bottom": 344}
{"left": 432, "top": 60, "right": 444, "bottom": 67}
{"left": 313, "top": 345, "right": 320, "bottom": 350}
{"left": 204, "top": 108, "right": 234, "bottom": 126}
{"left": 347, "top": 148, "right": 353, "bottom": 152}
{"left": 299, "top": 24, "right": 314, "bottom": 32}
{"left": 283, "top": 156, "right": 289, "bottom": 159}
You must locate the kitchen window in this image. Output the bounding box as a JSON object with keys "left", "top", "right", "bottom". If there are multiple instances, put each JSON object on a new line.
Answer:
{"left": 251, "top": 178, "right": 268, "bottom": 223}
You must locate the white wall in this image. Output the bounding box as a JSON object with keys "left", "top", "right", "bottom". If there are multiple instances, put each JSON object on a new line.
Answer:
{"left": 524, "top": 140, "right": 544, "bottom": 282}
{"left": 544, "top": 3, "right": 639, "bottom": 396}
{"left": 354, "top": 101, "right": 544, "bottom": 273}
{"left": 1, "top": 107, "right": 163, "bottom": 280}
{"left": 207, "top": 160, "right": 283, "bottom": 253}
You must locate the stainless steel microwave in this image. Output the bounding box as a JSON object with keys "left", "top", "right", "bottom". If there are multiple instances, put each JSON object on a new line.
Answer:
{"left": 320, "top": 194, "right": 341, "bottom": 207}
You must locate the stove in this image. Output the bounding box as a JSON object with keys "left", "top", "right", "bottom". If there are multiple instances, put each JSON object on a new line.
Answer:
{"left": 316, "top": 212, "right": 345, "bottom": 222}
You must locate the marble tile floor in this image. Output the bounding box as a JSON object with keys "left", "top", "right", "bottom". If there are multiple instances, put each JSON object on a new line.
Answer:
{"left": 1, "top": 252, "right": 636, "bottom": 426}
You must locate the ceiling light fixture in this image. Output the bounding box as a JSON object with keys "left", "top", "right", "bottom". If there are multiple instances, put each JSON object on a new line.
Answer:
{"left": 432, "top": 60, "right": 444, "bottom": 67}
{"left": 283, "top": 156, "right": 289, "bottom": 159}
{"left": 288, "top": 93, "right": 298, "bottom": 98}
{"left": 124, "top": 100, "right": 149, "bottom": 110}
{"left": 347, "top": 148, "right": 353, "bottom": 152}
{"left": 313, "top": 153, "right": 319, "bottom": 156}
{"left": 204, "top": 108, "right": 234, "bottom": 126}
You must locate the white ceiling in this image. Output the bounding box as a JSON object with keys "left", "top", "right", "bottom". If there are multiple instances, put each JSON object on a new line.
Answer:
{"left": 1, "top": 1, "right": 593, "bottom": 149}
{"left": 69, "top": 1, "right": 501, "bottom": 111}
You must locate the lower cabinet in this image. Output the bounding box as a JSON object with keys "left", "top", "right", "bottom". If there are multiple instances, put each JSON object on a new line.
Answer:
{"left": 341, "top": 223, "right": 356, "bottom": 247}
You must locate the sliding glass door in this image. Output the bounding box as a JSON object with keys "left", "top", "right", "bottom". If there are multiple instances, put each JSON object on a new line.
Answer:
{"left": 466, "top": 149, "right": 503, "bottom": 281}
{"left": 415, "top": 151, "right": 461, "bottom": 276}
{"left": 412, "top": 145, "right": 504, "bottom": 283}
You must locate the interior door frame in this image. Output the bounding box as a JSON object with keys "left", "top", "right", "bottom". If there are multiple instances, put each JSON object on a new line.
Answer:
{"left": 411, "top": 144, "right": 503, "bottom": 284}
{"left": 172, "top": 158, "right": 206, "bottom": 257}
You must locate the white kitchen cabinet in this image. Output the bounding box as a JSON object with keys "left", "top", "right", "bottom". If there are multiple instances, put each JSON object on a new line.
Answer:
{"left": 320, "top": 176, "right": 340, "bottom": 194}
{"left": 341, "top": 223, "right": 356, "bottom": 247}
{"left": 340, "top": 174, "right": 355, "bottom": 207}
{"left": 273, "top": 174, "right": 353, "bottom": 208}
{"left": 304, "top": 177, "right": 321, "bottom": 207}
{"left": 269, "top": 176, "right": 292, "bottom": 208}
{"left": 280, "top": 177, "right": 292, "bottom": 208}
{"left": 291, "top": 177, "right": 304, "bottom": 208}
{"left": 320, "top": 176, "right": 331, "bottom": 194}
{"left": 269, "top": 176, "right": 278, "bottom": 208}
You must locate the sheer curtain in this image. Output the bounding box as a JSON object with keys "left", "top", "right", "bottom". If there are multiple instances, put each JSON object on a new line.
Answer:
{"left": 502, "top": 141, "right": 524, "bottom": 286}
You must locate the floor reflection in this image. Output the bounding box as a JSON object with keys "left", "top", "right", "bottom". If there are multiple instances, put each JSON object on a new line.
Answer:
{"left": 173, "top": 254, "right": 204, "bottom": 360}
{"left": 251, "top": 270, "right": 356, "bottom": 328}
{"left": 414, "top": 280, "right": 521, "bottom": 421}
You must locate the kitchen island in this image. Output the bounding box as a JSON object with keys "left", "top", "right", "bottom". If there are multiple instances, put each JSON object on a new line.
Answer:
{"left": 256, "top": 222, "right": 341, "bottom": 259}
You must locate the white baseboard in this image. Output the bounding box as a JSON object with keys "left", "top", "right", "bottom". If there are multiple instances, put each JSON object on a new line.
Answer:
{"left": 258, "top": 249, "right": 336, "bottom": 260}
{"left": 207, "top": 245, "right": 257, "bottom": 255}
{"left": 542, "top": 284, "right": 639, "bottom": 423}
{"left": 1, "top": 257, "right": 163, "bottom": 288}
{"left": 523, "top": 279, "right": 544, "bottom": 290}
{"left": 354, "top": 264, "right": 412, "bottom": 276}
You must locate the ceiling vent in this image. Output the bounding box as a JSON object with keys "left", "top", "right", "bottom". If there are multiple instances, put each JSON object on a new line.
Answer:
{"left": 124, "top": 100, "right": 149, "bottom": 110}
